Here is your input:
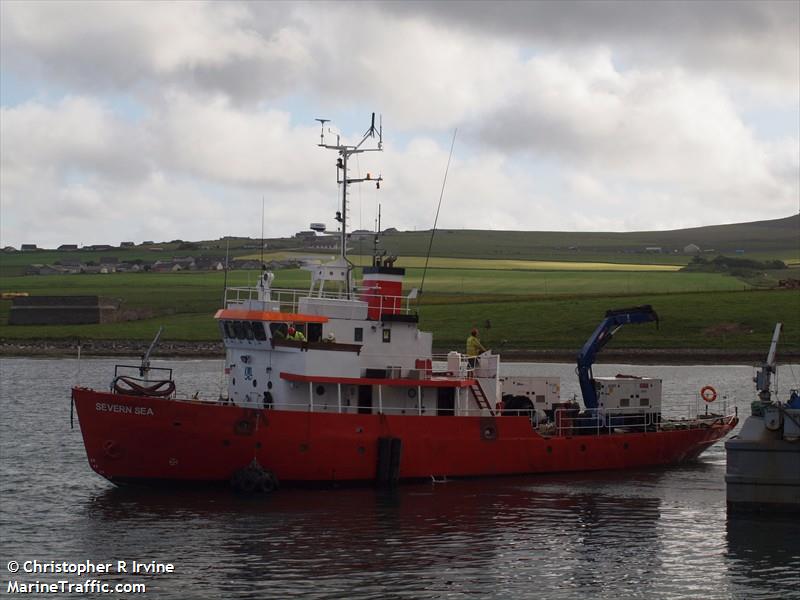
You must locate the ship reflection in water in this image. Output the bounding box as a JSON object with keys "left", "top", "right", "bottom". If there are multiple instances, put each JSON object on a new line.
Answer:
{"left": 726, "top": 515, "right": 800, "bottom": 599}
{"left": 74, "top": 472, "right": 798, "bottom": 599}
{"left": 2, "top": 358, "right": 798, "bottom": 599}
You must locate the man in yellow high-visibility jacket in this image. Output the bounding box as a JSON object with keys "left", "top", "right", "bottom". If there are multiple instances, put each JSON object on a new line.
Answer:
{"left": 466, "top": 328, "right": 487, "bottom": 369}
{"left": 287, "top": 326, "right": 306, "bottom": 342}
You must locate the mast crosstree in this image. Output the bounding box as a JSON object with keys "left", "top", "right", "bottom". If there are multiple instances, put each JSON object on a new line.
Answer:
{"left": 316, "top": 113, "right": 384, "bottom": 295}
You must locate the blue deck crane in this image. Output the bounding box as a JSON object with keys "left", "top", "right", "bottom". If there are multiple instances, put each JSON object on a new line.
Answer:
{"left": 577, "top": 305, "right": 660, "bottom": 411}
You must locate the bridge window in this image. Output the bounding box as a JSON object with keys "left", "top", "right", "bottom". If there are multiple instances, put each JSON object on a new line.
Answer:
{"left": 308, "top": 323, "right": 322, "bottom": 342}
{"left": 269, "top": 322, "right": 288, "bottom": 340}
{"left": 223, "top": 321, "right": 235, "bottom": 339}
{"left": 243, "top": 321, "right": 255, "bottom": 341}
{"left": 232, "top": 321, "right": 245, "bottom": 339}
{"left": 252, "top": 322, "right": 267, "bottom": 341}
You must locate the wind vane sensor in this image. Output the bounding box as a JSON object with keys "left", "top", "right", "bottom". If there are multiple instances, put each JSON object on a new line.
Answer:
{"left": 315, "top": 118, "right": 330, "bottom": 145}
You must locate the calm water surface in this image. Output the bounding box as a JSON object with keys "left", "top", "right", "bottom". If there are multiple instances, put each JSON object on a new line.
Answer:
{"left": 1, "top": 357, "right": 799, "bottom": 599}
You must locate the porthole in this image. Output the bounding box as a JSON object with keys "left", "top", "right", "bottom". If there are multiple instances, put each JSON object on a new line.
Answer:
{"left": 408, "top": 388, "right": 417, "bottom": 399}
{"left": 316, "top": 385, "right": 326, "bottom": 396}
{"left": 252, "top": 379, "right": 258, "bottom": 388}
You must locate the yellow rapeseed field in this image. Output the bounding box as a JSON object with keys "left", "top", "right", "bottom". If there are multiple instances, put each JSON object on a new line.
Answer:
{"left": 243, "top": 252, "right": 682, "bottom": 272}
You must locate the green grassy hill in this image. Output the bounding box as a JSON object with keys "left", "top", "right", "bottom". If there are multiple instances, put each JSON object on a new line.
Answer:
{"left": 1, "top": 214, "right": 797, "bottom": 355}
{"left": 373, "top": 213, "right": 799, "bottom": 263}
{"left": 3, "top": 213, "right": 798, "bottom": 276}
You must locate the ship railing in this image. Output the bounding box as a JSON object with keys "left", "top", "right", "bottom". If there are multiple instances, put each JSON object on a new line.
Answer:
{"left": 113, "top": 364, "right": 174, "bottom": 380}
{"left": 662, "top": 400, "right": 737, "bottom": 421}
{"left": 224, "top": 286, "right": 418, "bottom": 316}
{"left": 257, "top": 399, "right": 540, "bottom": 420}
{"left": 553, "top": 402, "right": 737, "bottom": 436}
{"left": 358, "top": 287, "right": 419, "bottom": 316}
{"left": 429, "top": 352, "right": 499, "bottom": 379}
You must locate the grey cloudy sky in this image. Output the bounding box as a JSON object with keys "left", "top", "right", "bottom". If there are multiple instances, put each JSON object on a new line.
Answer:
{"left": 1, "top": 0, "right": 798, "bottom": 248}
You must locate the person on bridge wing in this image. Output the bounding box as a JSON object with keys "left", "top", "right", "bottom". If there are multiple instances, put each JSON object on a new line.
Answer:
{"left": 287, "top": 326, "right": 306, "bottom": 342}
{"left": 466, "top": 328, "right": 487, "bottom": 369}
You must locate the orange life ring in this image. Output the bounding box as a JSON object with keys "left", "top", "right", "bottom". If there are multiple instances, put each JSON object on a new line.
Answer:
{"left": 700, "top": 385, "right": 717, "bottom": 403}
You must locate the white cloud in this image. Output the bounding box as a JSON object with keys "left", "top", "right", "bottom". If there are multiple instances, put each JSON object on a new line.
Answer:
{"left": 381, "top": 0, "right": 800, "bottom": 105}
{"left": 1, "top": 97, "right": 150, "bottom": 181}
{"left": 0, "top": 1, "right": 307, "bottom": 101}
{"left": 479, "top": 51, "right": 798, "bottom": 215}
{"left": 293, "top": 5, "right": 520, "bottom": 131}
{"left": 0, "top": 1, "right": 797, "bottom": 247}
{"left": 149, "top": 93, "right": 326, "bottom": 187}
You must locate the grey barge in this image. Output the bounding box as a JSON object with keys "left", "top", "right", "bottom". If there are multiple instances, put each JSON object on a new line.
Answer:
{"left": 725, "top": 323, "right": 800, "bottom": 512}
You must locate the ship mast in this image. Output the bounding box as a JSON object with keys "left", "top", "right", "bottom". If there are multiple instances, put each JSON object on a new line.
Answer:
{"left": 316, "top": 114, "right": 383, "bottom": 294}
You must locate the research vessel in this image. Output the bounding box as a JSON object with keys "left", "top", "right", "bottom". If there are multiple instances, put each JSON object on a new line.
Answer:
{"left": 71, "top": 115, "right": 738, "bottom": 490}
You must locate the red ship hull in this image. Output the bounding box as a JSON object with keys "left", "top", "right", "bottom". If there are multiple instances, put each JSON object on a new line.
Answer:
{"left": 72, "top": 388, "right": 737, "bottom": 485}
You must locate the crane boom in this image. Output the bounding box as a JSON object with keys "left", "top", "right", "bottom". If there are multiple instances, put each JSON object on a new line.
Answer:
{"left": 755, "top": 322, "right": 782, "bottom": 402}
{"left": 577, "top": 306, "right": 659, "bottom": 409}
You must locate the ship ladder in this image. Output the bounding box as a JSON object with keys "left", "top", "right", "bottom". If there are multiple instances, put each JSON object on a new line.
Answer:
{"left": 469, "top": 382, "right": 495, "bottom": 416}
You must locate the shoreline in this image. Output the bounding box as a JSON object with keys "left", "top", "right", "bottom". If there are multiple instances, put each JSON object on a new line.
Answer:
{"left": 2, "top": 339, "right": 798, "bottom": 365}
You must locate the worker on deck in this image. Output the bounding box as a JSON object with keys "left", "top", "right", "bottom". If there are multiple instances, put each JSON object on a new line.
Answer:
{"left": 287, "top": 326, "right": 306, "bottom": 342}
{"left": 466, "top": 328, "right": 487, "bottom": 369}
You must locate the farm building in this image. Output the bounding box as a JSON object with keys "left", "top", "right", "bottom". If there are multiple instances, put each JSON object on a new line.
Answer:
{"left": 8, "top": 295, "right": 118, "bottom": 325}
{"left": 195, "top": 257, "right": 225, "bottom": 270}
{"left": 152, "top": 261, "right": 184, "bottom": 273}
